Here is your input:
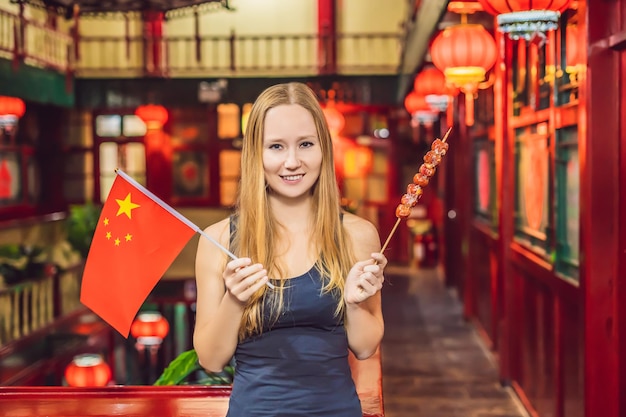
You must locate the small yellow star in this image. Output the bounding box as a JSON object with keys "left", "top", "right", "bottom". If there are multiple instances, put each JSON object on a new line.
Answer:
{"left": 103, "top": 217, "right": 109, "bottom": 226}
{"left": 106, "top": 231, "right": 112, "bottom": 240}
{"left": 125, "top": 233, "right": 132, "bottom": 242}
{"left": 114, "top": 238, "right": 121, "bottom": 246}
{"left": 116, "top": 193, "right": 140, "bottom": 219}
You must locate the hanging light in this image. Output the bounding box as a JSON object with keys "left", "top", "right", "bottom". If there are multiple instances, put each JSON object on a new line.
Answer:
{"left": 0, "top": 96, "right": 26, "bottom": 134}
{"left": 135, "top": 104, "right": 168, "bottom": 129}
{"left": 477, "top": 0, "right": 572, "bottom": 42}
{"left": 323, "top": 106, "right": 346, "bottom": 135}
{"left": 404, "top": 92, "right": 439, "bottom": 127}
{"left": 65, "top": 353, "right": 111, "bottom": 387}
{"left": 430, "top": 22, "right": 497, "bottom": 126}
{"left": 413, "top": 66, "right": 455, "bottom": 112}
{"left": 130, "top": 311, "right": 170, "bottom": 346}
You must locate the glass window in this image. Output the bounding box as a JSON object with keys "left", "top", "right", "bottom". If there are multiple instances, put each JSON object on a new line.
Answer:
{"left": 217, "top": 103, "right": 240, "bottom": 139}
{"left": 122, "top": 115, "right": 147, "bottom": 137}
{"left": 474, "top": 137, "right": 496, "bottom": 226}
{"left": 0, "top": 152, "right": 22, "bottom": 205}
{"left": 514, "top": 124, "right": 550, "bottom": 252}
{"left": 555, "top": 126, "right": 579, "bottom": 280}
{"left": 219, "top": 149, "right": 241, "bottom": 207}
{"left": 99, "top": 142, "right": 146, "bottom": 202}
{"left": 95, "top": 115, "right": 122, "bottom": 137}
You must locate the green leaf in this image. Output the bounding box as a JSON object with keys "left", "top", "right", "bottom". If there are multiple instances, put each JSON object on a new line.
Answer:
{"left": 154, "top": 349, "right": 203, "bottom": 386}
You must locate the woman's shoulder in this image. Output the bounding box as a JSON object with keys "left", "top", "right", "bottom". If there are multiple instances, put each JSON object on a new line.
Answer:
{"left": 200, "top": 216, "right": 232, "bottom": 249}
{"left": 342, "top": 212, "right": 381, "bottom": 250}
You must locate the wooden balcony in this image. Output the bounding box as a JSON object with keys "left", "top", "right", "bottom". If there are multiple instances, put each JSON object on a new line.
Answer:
{"left": 0, "top": 6, "right": 401, "bottom": 80}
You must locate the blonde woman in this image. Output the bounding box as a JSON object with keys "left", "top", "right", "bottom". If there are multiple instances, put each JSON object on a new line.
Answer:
{"left": 193, "top": 82, "right": 386, "bottom": 416}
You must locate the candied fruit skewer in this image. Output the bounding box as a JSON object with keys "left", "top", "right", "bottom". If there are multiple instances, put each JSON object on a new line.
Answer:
{"left": 379, "top": 127, "right": 451, "bottom": 255}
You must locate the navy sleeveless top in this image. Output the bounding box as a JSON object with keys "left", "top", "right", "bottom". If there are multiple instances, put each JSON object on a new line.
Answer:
{"left": 226, "top": 220, "right": 362, "bottom": 416}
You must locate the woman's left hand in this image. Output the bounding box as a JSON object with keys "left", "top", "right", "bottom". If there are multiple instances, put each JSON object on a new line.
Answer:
{"left": 344, "top": 252, "right": 387, "bottom": 305}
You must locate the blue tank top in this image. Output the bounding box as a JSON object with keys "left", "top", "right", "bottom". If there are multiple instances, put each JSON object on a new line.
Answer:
{"left": 225, "top": 267, "right": 362, "bottom": 416}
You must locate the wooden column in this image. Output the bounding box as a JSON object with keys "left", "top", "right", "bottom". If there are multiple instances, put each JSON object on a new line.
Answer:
{"left": 318, "top": 0, "right": 336, "bottom": 74}
{"left": 583, "top": 1, "right": 621, "bottom": 416}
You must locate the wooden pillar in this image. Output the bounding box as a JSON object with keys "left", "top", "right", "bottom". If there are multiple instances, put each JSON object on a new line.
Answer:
{"left": 583, "top": 1, "right": 621, "bottom": 416}
{"left": 318, "top": 0, "right": 336, "bottom": 74}
{"left": 492, "top": 23, "right": 514, "bottom": 382}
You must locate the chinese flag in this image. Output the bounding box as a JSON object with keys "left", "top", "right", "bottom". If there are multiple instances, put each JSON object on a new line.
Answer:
{"left": 80, "top": 171, "right": 197, "bottom": 337}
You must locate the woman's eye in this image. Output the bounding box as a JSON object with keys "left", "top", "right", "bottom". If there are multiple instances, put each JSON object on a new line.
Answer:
{"left": 268, "top": 143, "right": 282, "bottom": 150}
{"left": 300, "top": 141, "right": 314, "bottom": 148}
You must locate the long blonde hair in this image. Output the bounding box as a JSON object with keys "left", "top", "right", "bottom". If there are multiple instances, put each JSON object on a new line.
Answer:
{"left": 231, "top": 82, "right": 354, "bottom": 340}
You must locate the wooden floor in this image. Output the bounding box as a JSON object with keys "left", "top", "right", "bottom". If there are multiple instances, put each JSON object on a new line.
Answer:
{"left": 380, "top": 265, "right": 529, "bottom": 417}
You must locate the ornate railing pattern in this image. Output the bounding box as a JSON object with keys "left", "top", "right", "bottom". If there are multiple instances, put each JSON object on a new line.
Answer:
{"left": 0, "top": 7, "right": 401, "bottom": 78}
{"left": 0, "top": 263, "right": 83, "bottom": 347}
{"left": 0, "top": 7, "right": 73, "bottom": 73}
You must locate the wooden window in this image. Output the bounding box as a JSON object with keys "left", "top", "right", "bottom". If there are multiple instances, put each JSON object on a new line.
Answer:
{"left": 555, "top": 126, "right": 579, "bottom": 281}
{"left": 514, "top": 123, "right": 551, "bottom": 253}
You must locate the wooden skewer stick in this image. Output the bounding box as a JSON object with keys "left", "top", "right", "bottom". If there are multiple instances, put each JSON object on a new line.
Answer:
{"left": 378, "top": 126, "right": 453, "bottom": 255}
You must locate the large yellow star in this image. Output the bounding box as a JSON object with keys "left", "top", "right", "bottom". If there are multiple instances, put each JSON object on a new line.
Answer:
{"left": 115, "top": 193, "right": 140, "bottom": 219}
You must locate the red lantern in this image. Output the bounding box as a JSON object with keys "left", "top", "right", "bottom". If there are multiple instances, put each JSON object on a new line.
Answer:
{"left": 323, "top": 106, "right": 345, "bottom": 134}
{"left": 413, "top": 67, "right": 448, "bottom": 97}
{"left": 0, "top": 96, "right": 25, "bottom": 118}
{"left": 135, "top": 104, "right": 168, "bottom": 129}
{"left": 130, "top": 311, "right": 169, "bottom": 345}
{"left": 477, "top": 0, "right": 572, "bottom": 41}
{"left": 404, "top": 92, "right": 438, "bottom": 126}
{"left": 65, "top": 354, "right": 111, "bottom": 387}
{"left": 413, "top": 66, "right": 456, "bottom": 112}
{"left": 430, "top": 24, "right": 497, "bottom": 125}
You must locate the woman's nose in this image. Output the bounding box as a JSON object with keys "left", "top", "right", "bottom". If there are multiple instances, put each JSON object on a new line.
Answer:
{"left": 284, "top": 150, "right": 301, "bottom": 168}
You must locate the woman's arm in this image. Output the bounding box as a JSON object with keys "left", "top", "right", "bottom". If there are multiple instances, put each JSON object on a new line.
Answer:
{"left": 342, "top": 214, "right": 386, "bottom": 360}
{"left": 193, "top": 218, "right": 268, "bottom": 372}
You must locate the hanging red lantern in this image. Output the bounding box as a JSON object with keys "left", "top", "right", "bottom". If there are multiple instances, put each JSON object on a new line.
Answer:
{"left": 430, "top": 23, "right": 497, "bottom": 125}
{"left": 130, "top": 311, "right": 170, "bottom": 345}
{"left": 413, "top": 66, "right": 456, "bottom": 112}
{"left": 477, "top": 0, "right": 572, "bottom": 41}
{"left": 413, "top": 66, "right": 448, "bottom": 97}
{"left": 135, "top": 104, "right": 168, "bottom": 129}
{"left": 404, "top": 92, "right": 438, "bottom": 126}
{"left": 323, "top": 106, "right": 345, "bottom": 134}
{"left": 65, "top": 354, "right": 111, "bottom": 387}
{"left": 0, "top": 96, "right": 25, "bottom": 118}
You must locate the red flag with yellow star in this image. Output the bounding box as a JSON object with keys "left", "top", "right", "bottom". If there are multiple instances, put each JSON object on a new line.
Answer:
{"left": 80, "top": 170, "right": 198, "bottom": 337}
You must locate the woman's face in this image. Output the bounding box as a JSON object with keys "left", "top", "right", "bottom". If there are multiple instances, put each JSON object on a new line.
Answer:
{"left": 262, "top": 104, "right": 323, "bottom": 201}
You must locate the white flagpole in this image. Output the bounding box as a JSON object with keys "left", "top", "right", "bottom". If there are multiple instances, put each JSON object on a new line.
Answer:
{"left": 115, "top": 169, "right": 275, "bottom": 289}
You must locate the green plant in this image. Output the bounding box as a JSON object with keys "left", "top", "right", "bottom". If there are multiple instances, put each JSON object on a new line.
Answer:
{"left": 66, "top": 202, "right": 101, "bottom": 258}
{"left": 154, "top": 349, "right": 234, "bottom": 386}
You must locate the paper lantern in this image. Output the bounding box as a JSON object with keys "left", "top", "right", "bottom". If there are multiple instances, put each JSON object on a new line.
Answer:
{"left": 130, "top": 311, "right": 169, "bottom": 345}
{"left": 404, "top": 92, "right": 438, "bottom": 126}
{"left": 65, "top": 354, "right": 111, "bottom": 387}
{"left": 430, "top": 24, "right": 497, "bottom": 125}
{"left": 0, "top": 96, "right": 26, "bottom": 133}
{"left": 135, "top": 104, "right": 168, "bottom": 129}
{"left": 477, "top": 0, "right": 572, "bottom": 41}
{"left": 323, "top": 106, "right": 345, "bottom": 134}
{"left": 0, "top": 96, "right": 25, "bottom": 118}
{"left": 413, "top": 66, "right": 454, "bottom": 112}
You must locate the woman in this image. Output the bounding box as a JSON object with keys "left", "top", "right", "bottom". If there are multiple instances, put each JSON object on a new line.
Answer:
{"left": 193, "top": 82, "right": 386, "bottom": 416}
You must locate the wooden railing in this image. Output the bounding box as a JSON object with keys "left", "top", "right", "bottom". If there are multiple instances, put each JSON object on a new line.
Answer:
{"left": 0, "top": 7, "right": 73, "bottom": 74}
{"left": 0, "top": 7, "right": 401, "bottom": 78}
{"left": 76, "top": 31, "right": 402, "bottom": 78}
{"left": 0, "top": 263, "right": 83, "bottom": 347}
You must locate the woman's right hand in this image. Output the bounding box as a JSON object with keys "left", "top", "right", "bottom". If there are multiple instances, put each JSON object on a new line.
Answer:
{"left": 223, "top": 257, "right": 268, "bottom": 304}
